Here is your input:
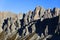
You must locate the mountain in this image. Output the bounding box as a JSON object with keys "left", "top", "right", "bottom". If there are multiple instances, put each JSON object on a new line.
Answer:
{"left": 0, "top": 6, "right": 60, "bottom": 40}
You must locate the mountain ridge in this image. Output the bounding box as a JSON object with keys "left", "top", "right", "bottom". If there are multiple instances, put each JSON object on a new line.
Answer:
{"left": 0, "top": 6, "right": 60, "bottom": 40}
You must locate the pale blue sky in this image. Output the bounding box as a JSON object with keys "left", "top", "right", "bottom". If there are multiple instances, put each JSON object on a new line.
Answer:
{"left": 0, "top": 0, "right": 60, "bottom": 14}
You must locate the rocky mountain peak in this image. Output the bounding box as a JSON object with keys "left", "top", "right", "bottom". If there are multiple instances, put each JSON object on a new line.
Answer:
{"left": 0, "top": 6, "right": 60, "bottom": 40}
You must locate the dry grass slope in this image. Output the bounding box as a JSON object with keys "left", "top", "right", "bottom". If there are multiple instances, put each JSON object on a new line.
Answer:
{"left": 0, "top": 31, "right": 6, "bottom": 40}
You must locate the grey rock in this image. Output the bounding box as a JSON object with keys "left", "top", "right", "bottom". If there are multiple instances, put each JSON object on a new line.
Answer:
{"left": 0, "top": 6, "right": 60, "bottom": 40}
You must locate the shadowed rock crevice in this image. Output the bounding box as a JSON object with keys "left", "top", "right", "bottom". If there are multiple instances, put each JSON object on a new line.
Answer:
{"left": 35, "top": 16, "right": 60, "bottom": 40}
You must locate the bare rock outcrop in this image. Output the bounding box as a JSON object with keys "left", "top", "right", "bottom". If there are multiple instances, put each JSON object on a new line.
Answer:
{"left": 0, "top": 6, "right": 60, "bottom": 40}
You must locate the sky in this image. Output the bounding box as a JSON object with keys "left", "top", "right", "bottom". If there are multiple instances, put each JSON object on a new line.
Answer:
{"left": 0, "top": 0, "right": 60, "bottom": 14}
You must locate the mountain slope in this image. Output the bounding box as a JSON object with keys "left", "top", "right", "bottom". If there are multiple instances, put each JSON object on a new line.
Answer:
{"left": 0, "top": 6, "right": 60, "bottom": 40}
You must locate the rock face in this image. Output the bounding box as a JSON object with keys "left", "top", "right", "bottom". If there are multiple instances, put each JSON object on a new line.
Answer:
{"left": 0, "top": 6, "right": 60, "bottom": 40}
